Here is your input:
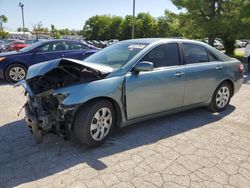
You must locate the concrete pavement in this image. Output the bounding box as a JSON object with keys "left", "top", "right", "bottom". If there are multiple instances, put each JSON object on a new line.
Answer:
{"left": 0, "top": 72, "right": 250, "bottom": 188}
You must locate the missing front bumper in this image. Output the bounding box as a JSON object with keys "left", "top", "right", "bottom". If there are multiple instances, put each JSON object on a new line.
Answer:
{"left": 25, "top": 109, "right": 43, "bottom": 144}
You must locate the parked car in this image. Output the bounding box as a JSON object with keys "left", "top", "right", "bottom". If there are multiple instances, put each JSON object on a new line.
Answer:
{"left": 0, "top": 41, "right": 6, "bottom": 52}
{"left": 235, "top": 40, "right": 248, "bottom": 48}
{"left": 200, "top": 38, "right": 224, "bottom": 50}
{"left": 17, "top": 39, "right": 243, "bottom": 147}
{"left": 6, "top": 41, "right": 28, "bottom": 51}
{"left": 0, "top": 39, "right": 98, "bottom": 82}
{"left": 214, "top": 40, "right": 224, "bottom": 50}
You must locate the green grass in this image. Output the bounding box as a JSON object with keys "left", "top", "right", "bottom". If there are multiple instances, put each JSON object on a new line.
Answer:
{"left": 233, "top": 49, "right": 244, "bottom": 62}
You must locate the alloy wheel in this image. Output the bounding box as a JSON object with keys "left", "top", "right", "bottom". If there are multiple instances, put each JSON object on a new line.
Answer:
{"left": 9, "top": 66, "right": 26, "bottom": 81}
{"left": 90, "top": 107, "right": 112, "bottom": 141}
{"left": 216, "top": 86, "right": 230, "bottom": 108}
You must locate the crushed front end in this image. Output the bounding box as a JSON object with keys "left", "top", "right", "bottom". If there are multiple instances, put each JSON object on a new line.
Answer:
{"left": 16, "top": 58, "right": 111, "bottom": 143}
{"left": 24, "top": 90, "right": 76, "bottom": 143}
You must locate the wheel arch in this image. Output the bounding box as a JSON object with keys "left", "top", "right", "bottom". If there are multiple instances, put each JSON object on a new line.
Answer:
{"left": 4, "top": 62, "right": 28, "bottom": 75}
{"left": 72, "top": 96, "right": 123, "bottom": 129}
{"left": 214, "top": 79, "right": 235, "bottom": 97}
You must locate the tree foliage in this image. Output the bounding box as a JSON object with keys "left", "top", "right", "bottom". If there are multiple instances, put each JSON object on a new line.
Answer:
{"left": 82, "top": 13, "right": 183, "bottom": 40}
{"left": 17, "top": 27, "right": 29, "bottom": 32}
{"left": 0, "top": 29, "right": 8, "bottom": 39}
{"left": 50, "top": 24, "right": 61, "bottom": 39}
{"left": 171, "top": 0, "right": 250, "bottom": 54}
{"left": 32, "top": 22, "right": 49, "bottom": 39}
{"left": 0, "top": 15, "right": 8, "bottom": 38}
{"left": 0, "top": 15, "right": 7, "bottom": 29}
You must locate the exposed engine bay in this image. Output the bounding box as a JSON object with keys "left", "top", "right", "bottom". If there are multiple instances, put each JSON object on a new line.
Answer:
{"left": 18, "top": 59, "right": 110, "bottom": 143}
{"left": 27, "top": 60, "right": 104, "bottom": 95}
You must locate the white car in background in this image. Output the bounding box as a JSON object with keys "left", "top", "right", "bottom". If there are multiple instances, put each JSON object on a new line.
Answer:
{"left": 236, "top": 40, "right": 248, "bottom": 48}
{"left": 214, "top": 40, "right": 224, "bottom": 50}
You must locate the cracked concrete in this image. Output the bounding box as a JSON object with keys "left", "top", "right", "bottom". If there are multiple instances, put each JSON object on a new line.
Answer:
{"left": 0, "top": 72, "right": 250, "bottom": 188}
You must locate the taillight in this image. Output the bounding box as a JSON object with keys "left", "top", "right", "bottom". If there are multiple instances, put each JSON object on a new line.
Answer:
{"left": 239, "top": 64, "right": 244, "bottom": 73}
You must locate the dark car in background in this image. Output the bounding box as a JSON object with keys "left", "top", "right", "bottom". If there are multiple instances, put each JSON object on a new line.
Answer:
{"left": 0, "top": 39, "right": 98, "bottom": 82}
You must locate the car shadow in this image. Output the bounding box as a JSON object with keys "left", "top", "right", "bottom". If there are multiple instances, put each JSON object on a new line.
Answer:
{"left": 0, "top": 79, "right": 12, "bottom": 86}
{"left": 0, "top": 105, "right": 235, "bottom": 187}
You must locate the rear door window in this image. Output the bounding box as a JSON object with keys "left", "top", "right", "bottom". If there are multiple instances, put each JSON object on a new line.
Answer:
{"left": 66, "top": 41, "right": 88, "bottom": 50}
{"left": 183, "top": 43, "right": 209, "bottom": 64}
{"left": 39, "top": 42, "right": 68, "bottom": 52}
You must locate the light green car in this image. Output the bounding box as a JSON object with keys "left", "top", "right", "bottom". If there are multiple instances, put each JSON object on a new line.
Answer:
{"left": 18, "top": 38, "right": 244, "bottom": 147}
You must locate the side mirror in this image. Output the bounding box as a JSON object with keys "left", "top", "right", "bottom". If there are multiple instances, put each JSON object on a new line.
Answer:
{"left": 133, "top": 61, "right": 154, "bottom": 73}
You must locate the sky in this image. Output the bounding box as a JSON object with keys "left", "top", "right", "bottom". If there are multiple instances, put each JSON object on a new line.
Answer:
{"left": 0, "top": 0, "right": 180, "bottom": 31}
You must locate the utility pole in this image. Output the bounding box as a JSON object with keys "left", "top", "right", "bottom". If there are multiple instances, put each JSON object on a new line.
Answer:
{"left": 132, "top": 0, "right": 135, "bottom": 39}
{"left": 18, "top": 2, "right": 25, "bottom": 37}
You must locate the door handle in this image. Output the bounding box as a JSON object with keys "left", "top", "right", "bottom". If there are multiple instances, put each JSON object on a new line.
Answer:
{"left": 174, "top": 72, "right": 185, "bottom": 77}
{"left": 216, "top": 66, "right": 223, "bottom": 70}
{"left": 60, "top": 54, "right": 65, "bottom": 57}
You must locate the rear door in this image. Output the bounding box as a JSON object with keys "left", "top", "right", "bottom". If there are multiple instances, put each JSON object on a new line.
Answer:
{"left": 182, "top": 43, "right": 225, "bottom": 106}
{"left": 64, "top": 41, "right": 93, "bottom": 60}
{"left": 125, "top": 43, "right": 185, "bottom": 120}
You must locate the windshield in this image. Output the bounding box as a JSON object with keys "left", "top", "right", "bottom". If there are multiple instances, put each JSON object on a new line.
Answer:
{"left": 19, "top": 41, "right": 45, "bottom": 52}
{"left": 84, "top": 42, "right": 148, "bottom": 69}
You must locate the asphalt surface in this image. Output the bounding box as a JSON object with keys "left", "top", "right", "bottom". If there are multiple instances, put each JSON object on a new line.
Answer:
{"left": 0, "top": 71, "right": 250, "bottom": 188}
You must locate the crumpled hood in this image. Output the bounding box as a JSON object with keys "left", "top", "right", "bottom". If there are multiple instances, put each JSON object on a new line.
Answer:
{"left": 26, "top": 58, "right": 114, "bottom": 80}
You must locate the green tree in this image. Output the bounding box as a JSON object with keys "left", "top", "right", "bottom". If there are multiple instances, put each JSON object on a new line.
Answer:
{"left": 0, "top": 15, "right": 7, "bottom": 29}
{"left": 0, "top": 29, "right": 8, "bottom": 39}
{"left": 83, "top": 15, "right": 113, "bottom": 40}
{"left": 135, "top": 13, "right": 157, "bottom": 38}
{"left": 32, "top": 22, "right": 43, "bottom": 39}
{"left": 58, "top": 28, "right": 71, "bottom": 36}
{"left": 17, "top": 27, "right": 29, "bottom": 32}
{"left": 156, "top": 10, "right": 182, "bottom": 37}
{"left": 120, "top": 15, "right": 133, "bottom": 40}
{"left": 50, "top": 24, "right": 61, "bottom": 39}
{"left": 171, "top": 0, "right": 250, "bottom": 55}
{"left": 0, "top": 15, "right": 8, "bottom": 38}
{"left": 109, "top": 16, "right": 123, "bottom": 39}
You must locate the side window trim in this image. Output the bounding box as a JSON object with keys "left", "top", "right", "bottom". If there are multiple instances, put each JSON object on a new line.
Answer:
{"left": 206, "top": 49, "right": 221, "bottom": 62}
{"left": 129, "top": 42, "right": 182, "bottom": 72}
{"left": 139, "top": 43, "right": 181, "bottom": 69}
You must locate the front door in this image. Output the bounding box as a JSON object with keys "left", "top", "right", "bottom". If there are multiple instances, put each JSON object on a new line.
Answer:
{"left": 31, "top": 41, "right": 68, "bottom": 65}
{"left": 125, "top": 43, "right": 185, "bottom": 120}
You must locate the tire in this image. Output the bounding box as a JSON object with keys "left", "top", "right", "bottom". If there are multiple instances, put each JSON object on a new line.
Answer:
{"left": 73, "top": 99, "right": 115, "bottom": 147}
{"left": 208, "top": 82, "right": 232, "bottom": 112}
{"left": 5, "top": 64, "right": 27, "bottom": 83}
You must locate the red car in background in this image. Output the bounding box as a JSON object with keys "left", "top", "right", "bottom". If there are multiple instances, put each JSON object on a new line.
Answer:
{"left": 7, "top": 41, "right": 28, "bottom": 51}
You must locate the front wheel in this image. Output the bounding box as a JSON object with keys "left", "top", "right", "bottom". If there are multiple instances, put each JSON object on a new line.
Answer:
{"left": 5, "top": 64, "right": 27, "bottom": 83}
{"left": 208, "top": 82, "right": 232, "bottom": 112}
{"left": 73, "top": 100, "right": 115, "bottom": 147}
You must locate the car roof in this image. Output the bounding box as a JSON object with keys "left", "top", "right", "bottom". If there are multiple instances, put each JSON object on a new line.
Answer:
{"left": 121, "top": 38, "right": 207, "bottom": 45}
{"left": 39, "top": 39, "right": 81, "bottom": 44}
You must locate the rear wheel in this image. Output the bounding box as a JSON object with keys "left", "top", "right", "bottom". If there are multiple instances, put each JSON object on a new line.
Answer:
{"left": 73, "top": 100, "right": 115, "bottom": 147}
{"left": 208, "top": 82, "right": 232, "bottom": 112}
{"left": 5, "top": 64, "right": 27, "bottom": 83}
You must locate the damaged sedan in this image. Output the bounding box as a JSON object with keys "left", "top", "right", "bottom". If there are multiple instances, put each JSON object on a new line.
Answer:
{"left": 17, "top": 39, "right": 244, "bottom": 147}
